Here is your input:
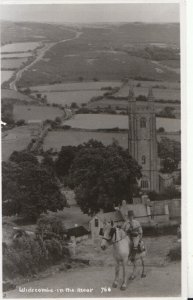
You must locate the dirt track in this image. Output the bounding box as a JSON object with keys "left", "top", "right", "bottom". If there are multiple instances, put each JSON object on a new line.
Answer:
{"left": 5, "top": 235, "right": 181, "bottom": 298}
{"left": 6, "top": 262, "right": 180, "bottom": 298}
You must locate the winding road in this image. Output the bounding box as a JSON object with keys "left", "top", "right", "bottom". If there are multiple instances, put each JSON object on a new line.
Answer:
{"left": 5, "top": 263, "right": 181, "bottom": 298}
{"left": 9, "top": 30, "right": 82, "bottom": 91}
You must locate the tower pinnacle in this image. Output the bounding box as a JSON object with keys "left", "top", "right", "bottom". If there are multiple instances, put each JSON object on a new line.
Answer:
{"left": 128, "top": 86, "right": 135, "bottom": 100}
{"left": 147, "top": 87, "right": 154, "bottom": 101}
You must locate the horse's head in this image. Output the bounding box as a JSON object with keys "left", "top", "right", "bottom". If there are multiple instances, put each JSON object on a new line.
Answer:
{"left": 100, "top": 221, "right": 116, "bottom": 250}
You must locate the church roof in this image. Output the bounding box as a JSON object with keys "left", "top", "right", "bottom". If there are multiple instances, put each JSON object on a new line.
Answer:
{"left": 67, "top": 226, "right": 89, "bottom": 237}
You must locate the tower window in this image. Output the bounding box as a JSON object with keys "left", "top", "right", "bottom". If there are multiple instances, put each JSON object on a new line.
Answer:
{"left": 142, "top": 155, "right": 146, "bottom": 164}
{"left": 140, "top": 117, "right": 146, "bottom": 128}
{"left": 141, "top": 180, "right": 149, "bottom": 189}
{"left": 95, "top": 218, "right": 99, "bottom": 227}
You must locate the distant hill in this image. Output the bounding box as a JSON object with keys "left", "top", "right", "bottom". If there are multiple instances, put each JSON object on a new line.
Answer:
{"left": 0, "top": 20, "right": 180, "bottom": 46}
{"left": 0, "top": 20, "right": 75, "bottom": 45}
{"left": 113, "top": 23, "right": 180, "bottom": 45}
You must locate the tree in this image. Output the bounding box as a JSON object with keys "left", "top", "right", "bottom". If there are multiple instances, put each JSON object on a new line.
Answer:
{"left": 55, "top": 117, "right": 62, "bottom": 125}
{"left": 158, "top": 138, "right": 181, "bottom": 163}
{"left": 16, "top": 119, "right": 26, "bottom": 126}
{"left": 157, "top": 127, "right": 165, "bottom": 133}
{"left": 160, "top": 157, "right": 178, "bottom": 173}
{"left": 158, "top": 106, "right": 176, "bottom": 118}
{"left": 2, "top": 160, "right": 66, "bottom": 221}
{"left": 55, "top": 146, "right": 77, "bottom": 177}
{"left": 69, "top": 140, "right": 142, "bottom": 215}
{"left": 9, "top": 151, "right": 38, "bottom": 165}
{"left": 70, "top": 102, "right": 79, "bottom": 109}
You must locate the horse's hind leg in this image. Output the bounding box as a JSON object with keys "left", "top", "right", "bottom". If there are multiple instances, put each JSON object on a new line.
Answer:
{"left": 141, "top": 257, "right": 146, "bottom": 278}
{"left": 112, "top": 262, "right": 120, "bottom": 288}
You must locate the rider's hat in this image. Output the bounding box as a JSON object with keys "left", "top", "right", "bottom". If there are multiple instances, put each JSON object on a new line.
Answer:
{"left": 128, "top": 210, "right": 134, "bottom": 216}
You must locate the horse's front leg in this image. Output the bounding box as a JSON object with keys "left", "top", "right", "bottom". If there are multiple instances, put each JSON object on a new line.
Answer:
{"left": 129, "top": 260, "right": 136, "bottom": 280}
{"left": 120, "top": 260, "right": 127, "bottom": 290}
{"left": 112, "top": 262, "right": 120, "bottom": 288}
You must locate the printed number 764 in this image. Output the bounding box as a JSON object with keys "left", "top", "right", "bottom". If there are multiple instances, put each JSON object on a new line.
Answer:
{"left": 101, "top": 287, "right": 111, "bottom": 293}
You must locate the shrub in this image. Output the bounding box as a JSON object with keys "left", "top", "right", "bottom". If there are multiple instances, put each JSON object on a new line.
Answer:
{"left": 36, "top": 215, "right": 66, "bottom": 238}
{"left": 3, "top": 236, "right": 46, "bottom": 278}
{"left": 3, "top": 216, "right": 70, "bottom": 279}
{"left": 167, "top": 244, "right": 181, "bottom": 261}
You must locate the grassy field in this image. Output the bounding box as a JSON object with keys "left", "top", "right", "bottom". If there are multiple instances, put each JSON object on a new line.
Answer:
{"left": 115, "top": 85, "right": 180, "bottom": 100}
{"left": 32, "top": 90, "right": 106, "bottom": 105}
{"left": 1, "top": 89, "right": 34, "bottom": 102}
{"left": 29, "top": 81, "right": 121, "bottom": 92}
{"left": 63, "top": 114, "right": 180, "bottom": 131}
{"left": 1, "top": 126, "right": 32, "bottom": 161}
{"left": 88, "top": 99, "right": 180, "bottom": 116}
{"left": 18, "top": 49, "right": 179, "bottom": 87}
{"left": 1, "top": 42, "right": 41, "bottom": 53}
{"left": 15, "top": 22, "right": 180, "bottom": 87}
{"left": 43, "top": 126, "right": 180, "bottom": 152}
{"left": 1, "top": 58, "right": 28, "bottom": 69}
{"left": 125, "top": 79, "right": 180, "bottom": 90}
{"left": 43, "top": 129, "right": 128, "bottom": 151}
{"left": 1, "top": 70, "right": 14, "bottom": 84}
{"left": 13, "top": 104, "right": 64, "bottom": 121}
{"left": 1, "top": 52, "right": 32, "bottom": 58}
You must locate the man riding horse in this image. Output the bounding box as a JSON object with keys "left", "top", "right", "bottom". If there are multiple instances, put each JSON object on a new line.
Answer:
{"left": 122, "top": 210, "right": 143, "bottom": 261}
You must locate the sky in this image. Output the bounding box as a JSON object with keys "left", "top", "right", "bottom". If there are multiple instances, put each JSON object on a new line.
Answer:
{"left": 0, "top": 3, "right": 179, "bottom": 24}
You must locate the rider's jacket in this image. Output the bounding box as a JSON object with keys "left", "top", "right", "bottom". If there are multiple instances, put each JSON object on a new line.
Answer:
{"left": 122, "top": 219, "right": 143, "bottom": 238}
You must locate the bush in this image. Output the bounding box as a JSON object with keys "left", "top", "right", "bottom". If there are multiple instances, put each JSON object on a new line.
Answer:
{"left": 3, "top": 236, "right": 46, "bottom": 278}
{"left": 3, "top": 216, "right": 70, "bottom": 279}
{"left": 36, "top": 215, "right": 66, "bottom": 238}
{"left": 167, "top": 244, "right": 181, "bottom": 261}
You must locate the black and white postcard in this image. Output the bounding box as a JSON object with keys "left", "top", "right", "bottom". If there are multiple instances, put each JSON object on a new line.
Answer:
{"left": 0, "top": 1, "right": 187, "bottom": 298}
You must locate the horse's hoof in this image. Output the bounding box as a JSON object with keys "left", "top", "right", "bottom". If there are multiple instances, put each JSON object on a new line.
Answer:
{"left": 112, "top": 282, "right": 118, "bottom": 288}
{"left": 120, "top": 285, "right": 126, "bottom": 291}
{"left": 129, "top": 275, "right": 136, "bottom": 280}
{"left": 141, "top": 273, "right": 146, "bottom": 278}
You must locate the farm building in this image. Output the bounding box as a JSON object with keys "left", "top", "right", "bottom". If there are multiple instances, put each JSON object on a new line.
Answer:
{"left": 89, "top": 210, "right": 124, "bottom": 241}
{"left": 66, "top": 225, "right": 89, "bottom": 243}
{"left": 89, "top": 197, "right": 180, "bottom": 239}
{"left": 150, "top": 198, "right": 181, "bottom": 221}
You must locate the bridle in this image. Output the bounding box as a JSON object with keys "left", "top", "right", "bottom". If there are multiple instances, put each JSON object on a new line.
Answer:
{"left": 102, "top": 228, "right": 127, "bottom": 245}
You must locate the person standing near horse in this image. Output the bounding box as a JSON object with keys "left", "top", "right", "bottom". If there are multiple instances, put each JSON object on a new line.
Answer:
{"left": 122, "top": 210, "right": 143, "bottom": 261}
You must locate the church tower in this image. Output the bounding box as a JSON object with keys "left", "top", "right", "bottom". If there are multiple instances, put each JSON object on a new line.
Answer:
{"left": 128, "top": 86, "right": 159, "bottom": 192}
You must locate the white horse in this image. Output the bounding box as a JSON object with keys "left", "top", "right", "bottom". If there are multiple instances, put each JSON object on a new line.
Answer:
{"left": 101, "top": 222, "right": 146, "bottom": 290}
